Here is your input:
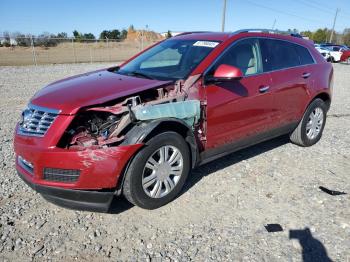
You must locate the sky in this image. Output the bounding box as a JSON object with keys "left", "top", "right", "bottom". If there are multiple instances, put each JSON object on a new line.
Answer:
{"left": 0, "top": 0, "right": 349, "bottom": 37}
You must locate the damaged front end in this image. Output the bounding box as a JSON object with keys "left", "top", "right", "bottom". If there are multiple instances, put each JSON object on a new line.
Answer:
{"left": 58, "top": 75, "right": 204, "bottom": 152}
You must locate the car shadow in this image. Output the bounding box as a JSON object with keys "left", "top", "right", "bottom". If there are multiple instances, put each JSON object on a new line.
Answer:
{"left": 289, "top": 228, "right": 333, "bottom": 262}
{"left": 181, "top": 135, "right": 290, "bottom": 195}
{"left": 108, "top": 135, "right": 290, "bottom": 213}
{"left": 108, "top": 196, "right": 134, "bottom": 214}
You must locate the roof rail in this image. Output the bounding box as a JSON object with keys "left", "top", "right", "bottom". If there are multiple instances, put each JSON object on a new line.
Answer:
{"left": 231, "top": 29, "right": 305, "bottom": 38}
{"left": 173, "top": 31, "right": 212, "bottom": 37}
{"left": 232, "top": 28, "right": 287, "bottom": 35}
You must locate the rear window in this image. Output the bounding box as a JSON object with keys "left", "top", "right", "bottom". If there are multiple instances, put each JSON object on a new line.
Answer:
{"left": 260, "top": 39, "right": 300, "bottom": 71}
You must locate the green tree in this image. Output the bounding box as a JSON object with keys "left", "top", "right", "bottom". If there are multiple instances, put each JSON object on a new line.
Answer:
{"left": 2, "top": 31, "right": 11, "bottom": 46}
{"left": 343, "top": 29, "right": 350, "bottom": 46}
{"left": 109, "top": 29, "right": 120, "bottom": 39}
{"left": 301, "top": 30, "right": 313, "bottom": 39}
{"left": 121, "top": 29, "right": 128, "bottom": 39}
{"left": 83, "top": 33, "right": 95, "bottom": 40}
{"left": 312, "top": 28, "right": 328, "bottom": 43}
{"left": 73, "top": 30, "right": 82, "bottom": 42}
{"left": 57, "top": 32, "right": 68, "bottom": 38}
{"left": 73, "top": 30, "right": 81, "bottom": 39}
{"left": 99, "top": 30, "right": 109, "bottom": 39}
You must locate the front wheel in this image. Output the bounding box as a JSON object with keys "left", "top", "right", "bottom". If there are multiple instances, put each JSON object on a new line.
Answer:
{"left": 123, "top": 131, "right": 190, "bottom": 209}
{"left": 290, "top": 98, "right": 327, "bottom": 147}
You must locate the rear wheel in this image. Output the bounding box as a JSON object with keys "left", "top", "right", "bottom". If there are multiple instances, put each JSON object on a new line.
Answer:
{"left": 290, "top": 99, "right": 327, "bottom": 147}
{"left": 123, "top": 131, "right": 190, "bottom": 209}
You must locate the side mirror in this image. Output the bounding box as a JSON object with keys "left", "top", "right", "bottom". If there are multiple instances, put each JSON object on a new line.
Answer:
{"left": 206, "top": 64, "right": 243, "bottom": 84}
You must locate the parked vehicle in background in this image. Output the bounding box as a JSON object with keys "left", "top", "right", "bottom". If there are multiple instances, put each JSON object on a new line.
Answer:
{"left": 14, "top": 29, "right": 333, "bottom": 211}
{"left": 315, "top": 46, "right": 332, "bottom": 62}
{"left": 320, "top": 44, "right": 350, "bottom": 63}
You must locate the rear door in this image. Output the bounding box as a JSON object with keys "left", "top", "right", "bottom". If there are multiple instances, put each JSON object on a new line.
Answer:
{"left": 204, "top": 38, "right": 278, "bottom": 151}
{"left": 259, "top": 39, "right": 313, "bottom": 125}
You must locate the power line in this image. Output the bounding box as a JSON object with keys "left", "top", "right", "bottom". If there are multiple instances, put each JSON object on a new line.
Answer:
{"left": 301, "top": 0, "right": 350, "bottom": 20}
{"left": 293, "top": 0, "right": 334, "bottom": 16}
{"left": 307, "top": 0, "right": 336, "bottom": 11}
{"left": 245, "top": 0, "right": 326, "bottom": 25}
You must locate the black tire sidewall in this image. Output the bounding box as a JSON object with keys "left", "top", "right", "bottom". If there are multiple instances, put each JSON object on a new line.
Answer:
{"left": 124, "top": 132, "right": 190, "bottom": 209}
{"left": 300, "top": 99, "right": 327, "bottom": 146}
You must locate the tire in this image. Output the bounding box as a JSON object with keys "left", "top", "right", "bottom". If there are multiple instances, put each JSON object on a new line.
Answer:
{"left": 123, "top": 131, "right": 190, "bottom": 209}
{"left": 290, "top": 98, "right": 327, "bottom": 147}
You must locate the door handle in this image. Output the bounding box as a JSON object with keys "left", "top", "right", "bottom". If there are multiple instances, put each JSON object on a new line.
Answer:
{"left": 259, "top": 86, "right": 270, "bottom": 93}
{"left": 302, "top": 72, "right": 311, "bottom": 79}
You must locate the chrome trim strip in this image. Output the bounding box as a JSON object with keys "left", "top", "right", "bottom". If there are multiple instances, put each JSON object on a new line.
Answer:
{"left": 18, "top": 156, "right": 34, "bottom": 175}
{"left": 28, "top": 103, "right": 61, "bottom": 114}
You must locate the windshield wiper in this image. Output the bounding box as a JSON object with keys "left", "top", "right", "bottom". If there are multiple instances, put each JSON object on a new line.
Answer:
{"left": 127, "top": 71, "right": 155, "bottom": 80}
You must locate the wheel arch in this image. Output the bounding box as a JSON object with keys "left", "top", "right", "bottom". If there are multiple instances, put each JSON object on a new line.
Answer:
{"left": 312, "top": 92, "right": 331, "bottom": 111}
{"left": 115, "top": 118, "right": 199, "bottom": 194}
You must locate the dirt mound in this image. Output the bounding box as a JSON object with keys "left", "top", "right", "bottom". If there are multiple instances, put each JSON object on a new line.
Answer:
{"left": 127, "top": 27, "right": 164, "bottom": 42}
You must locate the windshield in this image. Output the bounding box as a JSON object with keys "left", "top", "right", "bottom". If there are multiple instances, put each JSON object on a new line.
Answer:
{"left": 117, "top": 39, "right": 220, "bottom": 81}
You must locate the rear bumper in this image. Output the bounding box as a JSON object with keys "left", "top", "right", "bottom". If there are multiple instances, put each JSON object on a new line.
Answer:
{"left": 18, "top": 169, "right": 114, "bottom": 212}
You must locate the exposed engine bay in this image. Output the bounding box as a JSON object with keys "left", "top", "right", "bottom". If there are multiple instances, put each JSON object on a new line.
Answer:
{"left": 58, "top": 75, "right": 203, "bottom": 150}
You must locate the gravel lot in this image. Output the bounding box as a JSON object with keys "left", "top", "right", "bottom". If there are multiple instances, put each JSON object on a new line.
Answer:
{"left": 0, "top": 63, "right": 349, "bottom": 261}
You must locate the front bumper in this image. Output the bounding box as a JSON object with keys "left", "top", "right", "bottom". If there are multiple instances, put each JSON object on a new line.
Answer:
{"left": 18, "top": 169, "right": 114, "bottom": 212}
{"left": 14, "top": 121, "right": 143, "bottom": 211}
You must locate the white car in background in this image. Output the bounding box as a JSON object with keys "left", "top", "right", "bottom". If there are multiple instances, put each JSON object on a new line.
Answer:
{"left": 315, "top": 46, "right": 332, "bottom": 62}
{"left": 322, "top": 45, "right": 346, "bottom": 63}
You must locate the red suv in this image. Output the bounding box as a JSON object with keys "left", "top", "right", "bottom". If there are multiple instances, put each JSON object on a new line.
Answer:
{"left": 14, "top": 30, "right": 333, "bottom": 211}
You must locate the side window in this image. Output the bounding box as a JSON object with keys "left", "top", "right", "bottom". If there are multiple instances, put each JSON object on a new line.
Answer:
{"left": 260, "top": 39, "right": 300, "bottom": 71}
{"left": 294, "top": 45, "right": 314, "bottom": 65}
{"left": 212, "top": 38, "right": 261, "bottom": 76}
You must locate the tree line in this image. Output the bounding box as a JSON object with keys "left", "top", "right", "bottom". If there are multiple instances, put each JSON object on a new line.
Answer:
{"left": 0, "top": 27, "right": 131, "bottom": 47}
{"left": 298, "top": 28, "right": 350, "bottom": 45}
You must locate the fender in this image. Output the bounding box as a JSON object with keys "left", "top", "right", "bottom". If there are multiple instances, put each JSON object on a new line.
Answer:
{"left": 114, "top": 118, "right": 200, "bottom": 195}
{"left": 121, "top": 118, "right": 199, "bottom": 168}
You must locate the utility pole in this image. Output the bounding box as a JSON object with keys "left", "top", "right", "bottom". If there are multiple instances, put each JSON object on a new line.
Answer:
{"left": 271, "top": 19, "right": 277, "bottom": 30}
{"left": 221, "top": 0, "right": 227, "bottom": 32}
{"left": 329, "top": 8, "right": 339, "bottom": 43}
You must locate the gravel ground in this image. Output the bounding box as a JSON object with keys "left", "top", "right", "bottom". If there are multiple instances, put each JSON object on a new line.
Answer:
{"left": 0, "top": 63, "right": 349, "bottom": 261}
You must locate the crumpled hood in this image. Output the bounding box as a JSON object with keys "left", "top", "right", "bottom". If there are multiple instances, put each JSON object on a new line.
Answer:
{"left": 31, "top": 69, "right": 171, "bottom": 114}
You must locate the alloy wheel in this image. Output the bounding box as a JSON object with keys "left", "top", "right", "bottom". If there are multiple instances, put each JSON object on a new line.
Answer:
{"left": 306, "top": 107, "right": 324, "bottom": 140}
{"left": 142, "top": 145, "right": 183, "bottom": 198}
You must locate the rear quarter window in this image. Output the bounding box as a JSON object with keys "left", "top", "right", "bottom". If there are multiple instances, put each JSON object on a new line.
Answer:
{"left": 294, "top": 45, "right": 314, "bottom": 65}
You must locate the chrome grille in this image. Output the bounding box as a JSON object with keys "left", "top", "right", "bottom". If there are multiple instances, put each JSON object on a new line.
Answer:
{"left": 18, "top": 104, "right": 60, "bottom": 137}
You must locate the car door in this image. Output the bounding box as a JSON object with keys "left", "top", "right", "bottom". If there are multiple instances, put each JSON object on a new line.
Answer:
{"left": 259, "top": 39, "right": 312, "bottom": 125}
{"left": 204, "top": 38, "right": 279, "bottom": 152}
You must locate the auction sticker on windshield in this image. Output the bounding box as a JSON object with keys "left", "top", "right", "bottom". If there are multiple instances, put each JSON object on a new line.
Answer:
{"left": 193, "top": 41, "right": 219, "bottom": 48}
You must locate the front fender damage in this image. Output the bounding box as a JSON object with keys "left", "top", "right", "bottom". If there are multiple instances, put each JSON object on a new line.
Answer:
{"left": 58, "top": 75, "right": 205, "bottom": 162}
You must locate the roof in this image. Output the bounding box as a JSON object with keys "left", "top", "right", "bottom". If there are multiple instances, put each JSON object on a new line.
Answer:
{"left": 173, "top": 32, "right": 232, "bottom": 41}
{"left": 173, "top": 29, "right": 314, "bottom": 46}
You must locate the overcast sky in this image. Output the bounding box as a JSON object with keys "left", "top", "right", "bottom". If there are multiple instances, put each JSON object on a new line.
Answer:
{"left": 1, "top": 0, "right": 349, "bottom": 36}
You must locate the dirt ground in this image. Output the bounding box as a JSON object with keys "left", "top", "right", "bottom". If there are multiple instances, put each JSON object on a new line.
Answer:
{"left": 0, "top": 41, "right": 155, "bottom": 66}
{"left": 0, "top": 63, "right": 349, "bottom": 261}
